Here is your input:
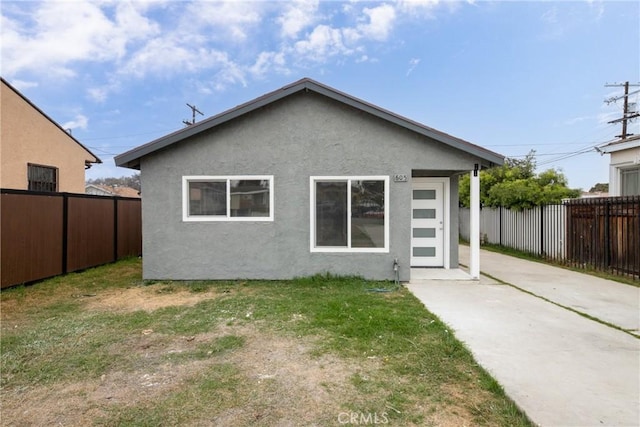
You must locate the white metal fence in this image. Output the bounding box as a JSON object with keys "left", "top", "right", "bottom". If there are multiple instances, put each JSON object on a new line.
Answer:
{"left": 460, "top": 197, "right": 639, "bottom": 279}
{"left": 459, "top": 205, "right": 567, "bottom": 259}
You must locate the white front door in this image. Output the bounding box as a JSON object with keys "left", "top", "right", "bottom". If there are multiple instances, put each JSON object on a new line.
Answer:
{"left": 411, "top": 179, "right": 444, "bottom": 267}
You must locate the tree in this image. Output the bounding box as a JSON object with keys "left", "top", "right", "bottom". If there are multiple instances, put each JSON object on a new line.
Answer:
{"left": 87, "top": 173, "right": 140, "bottom": 191}
{"left": 589, "top": 183, "right": 608, "bottom": 193}
{"left": 459, "top": 151, "right": 580, "bottom": 210}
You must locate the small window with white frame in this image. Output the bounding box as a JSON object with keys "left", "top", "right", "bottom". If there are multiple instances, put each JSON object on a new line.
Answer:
{"left": 310, "top": 176, "right": 389, "bottom": 252}
{"left": 183, "top": 175, "right": 273, "bottom": 221}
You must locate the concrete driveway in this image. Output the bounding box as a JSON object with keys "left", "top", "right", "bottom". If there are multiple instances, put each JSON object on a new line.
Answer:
{"left": 407, "top": 248, "right": 640, "bottom": 427}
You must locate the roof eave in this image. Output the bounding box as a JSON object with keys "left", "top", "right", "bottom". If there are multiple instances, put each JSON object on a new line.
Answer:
{"left": 598, "top": 135, "right": 640, "bottom": 154}
{"left": 301, "top": 79, "right": 504, "bottom": 166}
{"left": 1, "top": 77, "right": 102, "bottom": 165}
{"left": 115, "top": 81, "right": 307, "bottom": 169}
{"left": 114, "top": 78, "right": 504, "bottom": 168}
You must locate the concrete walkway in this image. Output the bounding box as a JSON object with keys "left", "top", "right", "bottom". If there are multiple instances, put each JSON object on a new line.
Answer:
{"left": 458, "top": 245, "right": 640, "bottom": 335}
{"left": 407, "top": 248, "right": 640, "bottom": 427}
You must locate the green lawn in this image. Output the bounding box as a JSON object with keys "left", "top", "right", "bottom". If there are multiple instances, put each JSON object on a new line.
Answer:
{"left": 1, "top": 259, "right": 531, "bottom": 426}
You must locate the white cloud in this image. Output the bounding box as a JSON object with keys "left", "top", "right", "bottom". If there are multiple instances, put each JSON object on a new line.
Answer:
{"left": 358, "top": 4, "right": 396, "bottom": 41}
{"left": 541, "top": 6, "right": 558, "bottom": 24}
{"left": 1, "top": 0, "right": 159, "bottom": 78}
{"left": 406, "top": 58, "right": 420, "bottom": 76}
{"left": 341, "top": 26, "right": 362, "bottom": 46}
{"left": 0, "top": 1, "right": 456, "bottom": 95}
{"left": 113, "top": 2, "right": 160, "bottom": 41}
{"left": 294, "top": 25, "right": 353, "bottom": 62}
{"left": 180, "top": 1, "right": 263, "bottom": 43}
{"left": 120, "top": 33, "right": 240, "bottom": 81}
{"left": 277, "top": 0, "right": 320, "bottom": 38}
{"left": 113, "top": 2, "right": 266, "bottom": 87}
{"left": 121, "top": 37, "right": 195, "bottom": 77}
{"left": 62, "top": 114, "right": 89, "bottom": 131}
{"left": 597, "top": 111, "right": 619, "bottom": 127}
{"left": 539, "top": 3, "right": 606, "bottom": 41}
{"left": 290, "top": 3, "right": 401, "bottom": 64}
{"left": 86, "top": 75, "right": 123, "bottom": 103}
{"left": 7, "top": 79, "right": 39, "bottom": 91}
{"left": 564, "top": 115, "right": 595, "bottom": 126}
{"left": 88, "top": 87, "right": 109, "bottom": 103}
{"left": 588, "top": 1, "right": 605, "bottom": 22}
{"left": 249, "top": 51, "right": 288, "bottom": 78}
{"left": 212, "top": 64, "right": 248, "bottom": 91}
{"left": 397, "top": 0, "right": 441, "bottom": 17}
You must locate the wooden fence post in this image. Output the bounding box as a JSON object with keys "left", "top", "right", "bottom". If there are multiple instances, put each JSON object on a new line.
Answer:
{"left": 62, "top": 192, "right": 68, "bottom": 274}
{"left": 605, "top": 198, "right": 611, "bottom": 269}
{"left": 113, "top": 198, "right": 119, "bottom": 263}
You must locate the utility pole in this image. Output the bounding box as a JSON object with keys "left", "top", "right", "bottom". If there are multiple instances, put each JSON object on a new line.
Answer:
{"left": 604, "top": 81, "right": 640, "bottom": 139}
{"left": 183, "top": 103, "right": 204, "bottom": 126}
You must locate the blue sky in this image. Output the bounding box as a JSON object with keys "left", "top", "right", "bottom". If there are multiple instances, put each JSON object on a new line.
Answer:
{"left": 2, "top": 0, "right": 639, "bottom": 190}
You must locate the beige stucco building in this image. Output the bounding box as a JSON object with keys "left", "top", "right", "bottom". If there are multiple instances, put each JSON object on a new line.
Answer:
{"left": 1, "top": 78, "right": 100, "bottom": 193}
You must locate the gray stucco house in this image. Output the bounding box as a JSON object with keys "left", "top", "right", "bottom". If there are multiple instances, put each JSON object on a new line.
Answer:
{"left": 115, "top": 78, "right": 502, "bottom": 282}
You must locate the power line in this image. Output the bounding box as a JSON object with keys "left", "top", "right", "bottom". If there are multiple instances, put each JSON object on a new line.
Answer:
{"left": 87, "top": 147, "right": 119, "bottom": 155}
{"left": 510, "top": 151, "right": 599, "bottom": 157}
{"left": 484, "top": 141, "right": 610, "bottom": 148}
{"left": 604, "top": 81, "right": 640, "bottom": 139}
{"left": 499, "top": 121, "right": 617, "bottom": 162}
{"left": 504, "top": 124, "right": 618, "bottom": 166}
{"left": 528, "top": 81, "right": 640, "bottom": 167}
{"left": 536, "top": 142, "right": 605, "bottom": 167}
{"left": 81, "top": 128, "right": 178, "bottom": 141}
{"left": 183, "top": 103, "right": 204, "bottom": 126}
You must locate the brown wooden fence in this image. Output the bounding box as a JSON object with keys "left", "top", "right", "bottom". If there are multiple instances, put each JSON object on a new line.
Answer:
{"left": 566, "top": 196, "right": 639, "bottom": 279}
{"left": 460, "top": 196, "right": 639, "bottom": 279}
{"left": 1, "top": 189, "right": 141, "bottom": 289}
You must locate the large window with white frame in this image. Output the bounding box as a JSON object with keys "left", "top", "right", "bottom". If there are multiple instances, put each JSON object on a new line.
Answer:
{"left": 310, "top": 176, "right": 389, "bottom": 252}
{"left": 620, "top": 167, "right": 640, "bottom": 196}
{"left": 183, "top": 175, "right": 273, "bottom": 221}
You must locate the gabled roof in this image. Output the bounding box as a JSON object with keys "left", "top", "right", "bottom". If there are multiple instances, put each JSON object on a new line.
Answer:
{"left": 86, "top": 184, "right": 140, "bottom": 198}
{"left": 597, "top": 135, "right": 640, "bottom": 154}
{"left": 115, "top": 78, "right": 503, "bottom": 169}
{"left": 1, "top": 77, "right": 102, "bottom": 166}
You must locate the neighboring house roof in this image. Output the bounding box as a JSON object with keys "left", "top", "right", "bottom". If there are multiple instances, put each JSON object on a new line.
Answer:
{"left": 115, "top": 78, "right": 504, "bottom": 169}
{"left": 598, "top": 135, "right": 640, "bottom": 154}
{"left": 580, "top": 191, "right": 609, "bottom": 198}
{"left": 0, "top": 77, "right": 102, "bottom": 167}
{"left": 85, "top": 184, "right": 140, "bottom": 198}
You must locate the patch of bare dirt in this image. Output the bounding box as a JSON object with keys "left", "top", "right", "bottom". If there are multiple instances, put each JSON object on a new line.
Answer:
{"left": 2, "top": 285, "right": 482, "bottom": 427}
{"left": 423, "top": 383, "right": 489, "bottom": 427}
{"left": 82, "top": 284, "right": 217, "bottom": 313}
{"left": 1, "top": 318, "right": 369, "bottom": 426}
{"left": 207, "top": 326, "right": 365, "bottom": 426}
{"left": 1, "top": 329, "right": 217, "bottom": 426}
{"left": 1, "top": 283, "right": 221, "bottom": 324}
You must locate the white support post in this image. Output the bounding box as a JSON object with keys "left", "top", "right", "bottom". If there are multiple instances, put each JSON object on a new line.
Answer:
{"left": 469, "top": 164, "right": 480, "bottom": 280}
